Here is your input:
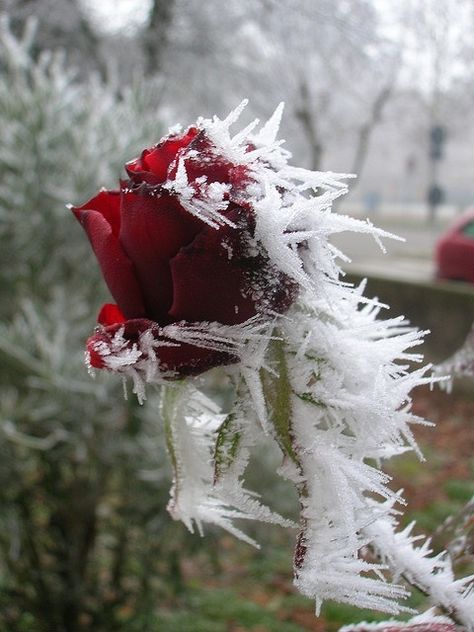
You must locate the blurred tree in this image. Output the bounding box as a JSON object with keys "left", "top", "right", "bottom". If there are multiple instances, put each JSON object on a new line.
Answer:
{"left": 253, "top": 0, "right": 399, "bottom": 174}
{"left": 143, "top": 0, "right": 176, "bottom": 75}
{"left": 4, "top": 0, "right": 473, "bottom": 206}
{"left": 149, "top": 0, "right": 399, "bottom": 176}
{"left": 0, "top": 0, "right": 105, "bottom": 76}
{"left": 400, "top": 0, "right": 474, "bottom": 219}
{"left": 0, "top": 19, "right": 199, "bottom": 631}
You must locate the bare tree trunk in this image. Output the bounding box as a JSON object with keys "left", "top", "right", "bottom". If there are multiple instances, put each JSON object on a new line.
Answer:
{"left": 144, "top": 0, "right": 176, "bottom": 76}
{"left": 64, "top": 0, "right": 106, "bottom": 79}
{"left": 295, "top": 80, "right": 326, "bottom": 172}
{"left": 351, "top": 83, "right": 394, "bottom": 179}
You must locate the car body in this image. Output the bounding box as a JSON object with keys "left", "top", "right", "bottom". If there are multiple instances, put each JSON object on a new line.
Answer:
{"left": 436, "top": 209, "right": 474, "bottom": 283}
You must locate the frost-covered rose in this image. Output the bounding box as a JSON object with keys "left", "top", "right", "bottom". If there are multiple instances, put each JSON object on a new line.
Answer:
{"left": 73, "top": 124, "right": 296, "bottom": 378}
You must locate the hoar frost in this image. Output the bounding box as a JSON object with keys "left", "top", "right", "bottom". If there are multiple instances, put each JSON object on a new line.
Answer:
{"left": 87, "top": 101, "right": 474, "bottom": 628}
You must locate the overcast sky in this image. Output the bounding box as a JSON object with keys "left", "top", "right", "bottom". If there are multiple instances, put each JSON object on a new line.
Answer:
{"left": 81, "top": 0, "right": 152, "bottom": 34}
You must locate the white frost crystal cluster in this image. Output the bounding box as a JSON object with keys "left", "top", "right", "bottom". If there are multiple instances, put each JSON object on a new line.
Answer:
{"left": 110, "top": 103, "right": 474, "bottom": 628}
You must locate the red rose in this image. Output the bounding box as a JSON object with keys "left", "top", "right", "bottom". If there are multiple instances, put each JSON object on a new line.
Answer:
{"left": 73, "top": 125, "right": 296, "bottom": 378}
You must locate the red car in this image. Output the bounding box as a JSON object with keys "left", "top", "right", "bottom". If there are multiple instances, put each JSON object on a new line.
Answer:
{"left": 436, "top": 209, "right": 474, "bottom": 283}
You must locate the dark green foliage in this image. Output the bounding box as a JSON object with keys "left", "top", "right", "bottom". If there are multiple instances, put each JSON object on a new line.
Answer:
{"left": 0, "top": 20, "right": 193, "bottom": 632}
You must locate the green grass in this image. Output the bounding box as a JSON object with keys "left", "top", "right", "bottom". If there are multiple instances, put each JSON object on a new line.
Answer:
{"left": 444, "top": 478, "right": 474, "bottom": 503}
{"left": 121, "top": 589, "right": 304, "bottom": 632}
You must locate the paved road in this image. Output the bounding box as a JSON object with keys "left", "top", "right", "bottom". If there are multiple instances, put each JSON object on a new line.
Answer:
{"left": 330, "top": 218, "right": 444, "bottom": 283}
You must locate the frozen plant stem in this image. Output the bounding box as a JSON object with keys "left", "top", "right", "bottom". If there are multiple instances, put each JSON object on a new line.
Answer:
{"left": 366, "top": 513, "right": 474, "bottom": 629}
{"left": 261, "top": 336, "right": 310, "bottom": 571}
{"left": 261, "top": 336, "right": 298, "bottom": 464}
{"left": 75, "top": 101, "right": 474, "bottom": 625}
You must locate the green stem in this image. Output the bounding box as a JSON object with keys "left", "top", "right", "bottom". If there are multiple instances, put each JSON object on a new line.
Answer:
{"left": 261, "top": 336, "right": 298, "bottom": 464}
{"left": 262, "top": 335, "right": 311, "bottom": 572}
{"left": 160, "top": 384, "right": 183, "bottom": 478}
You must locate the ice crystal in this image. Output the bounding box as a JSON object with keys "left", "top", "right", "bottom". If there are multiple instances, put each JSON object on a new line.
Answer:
{"left": 163, "top": 157, "right": 234, "bottom": 228}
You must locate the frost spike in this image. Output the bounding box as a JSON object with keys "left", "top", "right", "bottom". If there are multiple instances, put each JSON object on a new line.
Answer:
{"left": 253, "top": 101, "right": 285, "bottom": 146}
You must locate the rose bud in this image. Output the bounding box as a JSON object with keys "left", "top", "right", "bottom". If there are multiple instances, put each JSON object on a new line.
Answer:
{"left": 72, "top": 119, "right": 297, "bottom": 381}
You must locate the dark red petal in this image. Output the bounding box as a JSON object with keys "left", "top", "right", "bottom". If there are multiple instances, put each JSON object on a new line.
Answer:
{"left": 169, "top": 130, "right": 232, "bottom": 184}
{"left": 126, "top": 128, "right": 199, "bottom": 185}
{"left": 98, "top": 303, "right": 126, "bottom": 326}
{"left": 157, "top": 340, "right": 237, "bottom": 377}
{"left": 169, "top": 246, "right": 257, "bottom": 325}
{"left": 143, "top": 130, "right": 198, "bottom": 176}
{"left": 119, "top": 190, "right": 202, "bottom": 323}
{"left": 87, "top": 341, "right": 106, "bottom": 369}
{"left": 72, "top": 206, "right": 146, "bottom": 319}
{"left": 168, "top": 209, "right": 258, "bottom": 325}
{"left": 229, "top": 164, "right": 253, "bottom": 191}
{"left": 126, "top": 148, "right": 157, "bottom": 184}
{"left": 141, "top": 148, "right": 172, "bottom": 181}
{"left": 169, "top": 203, "right": 298, "bottom": 324}
{"left": 86, "top": 318, "right": 237, "bottom": 377}
{"left": 167, "top": 131, "right": 253, "bottom": 199}
{"left": 86, "top": 318, "right": 157, "bottom": 369}
{"left": 73, "top": 190, "right": 121, "bottom": 237}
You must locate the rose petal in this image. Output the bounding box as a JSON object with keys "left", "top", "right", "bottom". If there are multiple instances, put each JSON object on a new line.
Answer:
{"left": 169, "top": 203, "right": 298, "bottom": 324}
{"left": 126, "top": 148, "right": 167, "bottom": 185}
{"left": 87, "top": 340, "right": 106, "bottom": 370}
{"left": 87, "top": 318, "right": 237, "bottom": 376}
{"left": 158, "top": 339, "right": 237, "bottom": 377}
{"left": 98, "top": 303, "right": 126, "bottom": 326}
{"left": 119, "top": 190, "right": 202, "bottom": 323}
{"left": 72, "top": 202, "right": 146, "bottom": 319}
{"left": 170, "top": 130, "right": 233, "bottom": 184}
{"left": 168, "top": 207, "right": 258, "bottom": 325}
{"left": 73, "top": 190, "right": 122, "bottom": 236}
{"left": 126, "top": 128, "right": 199, "bottom": 185}
{"left": 169, "top": 131, "right": 253, "bottom": 197}
{"left": 86, "top": 318, "right": 157, "bottom": 370}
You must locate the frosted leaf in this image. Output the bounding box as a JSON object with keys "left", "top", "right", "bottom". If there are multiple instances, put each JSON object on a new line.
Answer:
{"left": 161, "top": 382, "right": 294, "bottom": 546}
